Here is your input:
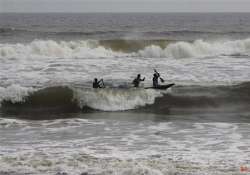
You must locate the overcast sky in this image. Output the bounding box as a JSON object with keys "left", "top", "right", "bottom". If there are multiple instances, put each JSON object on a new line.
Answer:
{"left": 1, "top": 0, "right": 250, "bottom": 13}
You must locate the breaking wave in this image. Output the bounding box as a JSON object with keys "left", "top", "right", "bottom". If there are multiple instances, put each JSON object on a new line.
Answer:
{"left": 138, "top": 38, "right": 250, "bottom": 58}
{"left": 0, "top": 84, "right": 34, "bottom": 104}
{"left": 0, "top": 86, "right": 164, "bottom": 115}
{"left": 74, "top": 88, "right": 163, "bottom": 111}
{"left": 0, "top": 40, "right": 126, "bottom": 59}
{"left": 1, "top": 38, "right": 250, "bottom": 59}
{"left": 0, "top": 82, "right": 250, "bottom": 118}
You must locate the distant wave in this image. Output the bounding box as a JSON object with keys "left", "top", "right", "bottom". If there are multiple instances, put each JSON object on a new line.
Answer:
{"left": 0, "top": 40, "right": 127, "bottom": 59}
{"left": 1, "top": 38, "right": 250, "bottom": 59}
{"left": 138, "top": 39, "right": 250, "bottom": 58}
{"left": 2, "top": 27, "right": 250, "bottom": 36}
{"left": 99, "top": 39, "right": 172, "bottom": 52}
{"left": 1, "top": 82, "right": 250, "bottom": 119}
{"left": 0, "top": 27, "right": 25, "bottom": 34}
{"left": 160, "top": 29, "right": 250, "bottom": 35}
{"left": 0, "top": 27, "right": 124, "bottom": 36}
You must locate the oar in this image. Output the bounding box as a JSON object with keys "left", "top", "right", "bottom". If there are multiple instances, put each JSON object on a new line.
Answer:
{"left": 101, "top": 79, "right": 105, "bottom": 88}
{"left": 160, "top": 77, "right": 165, "bottom": 83}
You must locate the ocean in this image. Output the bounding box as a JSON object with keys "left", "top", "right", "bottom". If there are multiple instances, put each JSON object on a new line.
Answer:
{"left": 0, "top": 13, "right": 250, "bottom": 175}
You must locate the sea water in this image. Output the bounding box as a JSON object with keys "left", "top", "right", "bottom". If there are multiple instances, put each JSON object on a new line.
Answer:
{"left": 0, "top": 13, "right": 250, "bottom": 175}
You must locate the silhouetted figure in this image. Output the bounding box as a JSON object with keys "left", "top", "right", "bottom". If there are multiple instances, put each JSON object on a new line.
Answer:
{"left": 93, "top": 78, "right": 105, "bottom": 88}
{"left": 132, "top": 74, "right": 145, "bottom": 87}
{"left": 153, "top": 69, "right": 164, "bottom": 88}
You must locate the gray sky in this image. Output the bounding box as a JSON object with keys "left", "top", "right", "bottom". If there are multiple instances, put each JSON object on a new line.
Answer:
{"left": 1, "top": 0, "right": 250, "bottom": 13}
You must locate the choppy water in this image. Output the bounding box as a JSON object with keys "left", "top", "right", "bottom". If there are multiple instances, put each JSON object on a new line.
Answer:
{"left": 0, "top": 13, "right": 250, "bottom": 175}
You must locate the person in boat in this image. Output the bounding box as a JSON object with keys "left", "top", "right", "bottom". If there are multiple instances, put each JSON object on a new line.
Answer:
{"left": 93, "top": 78, "right": 105, "bottom": 88}
{"left": 153, "top": 69, "right": 164, "bottom": 88}
{"left": 132, "top": 74, "right": 145, "bottom": 87}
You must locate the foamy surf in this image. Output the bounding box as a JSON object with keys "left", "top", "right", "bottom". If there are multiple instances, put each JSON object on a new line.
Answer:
{"left": 138, "top": 38, "right": 250, "bottom": 58}
{"left": 1, "top": 38, "right": 250, "bottom": 87}
{"left": 1, "top": 38, "right": 250, "bottom": 59}
{"left": 0, "top": 40, "right": 128, "bottom": 59}
{"left": 0, "top": 120, "right": 249, "bottom": 175}
{"left": 1, "top": 13, "right": 250, "bottom": 175}
{"left": 0, "top": 86, "right": 165, "bottom": 113}
{"left": 1, "top": 83, "right": 250, "bottom": 118}
{"left": 0, "top": 84, "right": 34, "bottom": 104}
{"left": 74, "top": 88, "right": 163, "bottom": 111}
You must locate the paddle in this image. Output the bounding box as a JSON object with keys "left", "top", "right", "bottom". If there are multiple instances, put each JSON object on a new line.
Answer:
{"left": 100, "top": 79, "right": 105, "bottom": 88}
{"left": 154, "top": 69, "right": 165, "bottom": 83}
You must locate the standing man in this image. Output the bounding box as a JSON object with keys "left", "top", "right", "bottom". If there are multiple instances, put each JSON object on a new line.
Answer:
{"left": 153, "top": 69, "right": 164, "bottom": 88}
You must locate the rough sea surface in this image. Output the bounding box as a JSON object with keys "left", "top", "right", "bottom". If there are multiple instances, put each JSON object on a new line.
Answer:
{"left": 0, "top": 13, "right": 250, "bottom": 175}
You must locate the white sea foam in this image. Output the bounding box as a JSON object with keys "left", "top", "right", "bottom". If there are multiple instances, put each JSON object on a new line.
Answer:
{"left": 139, "top": 39, "right": 250, "bottom": 58}
{"left": 73, "top": 88, "right": 163, "bottom": 111}
{"left": 0, "top": 84, "right": 34, "bottom": 105}
{"left": 1, "top": 38, "right": 250, "bottom": 60}
{"left": 0, "top": 39, "right": 250, "bottom": 89}
{"left": 0, "top": 117, "right": 28, "bottom": 128}
{"left": 0, "top": 40, "right": 126, "bottom": 59}
{"left": 0, "top": 85, "right": 166, "bottom": 111}
{"left": 0, "top": 121, "right": 249, "bottom": 175}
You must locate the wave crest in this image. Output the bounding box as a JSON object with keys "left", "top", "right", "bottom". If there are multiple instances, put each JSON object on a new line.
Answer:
{"left": 74, "top": 88, "right": 163, "bottom": 111}
{"left": 1, "top": 82, "right": 250, "bottom": 118}
{"left": 139, "top": 39, "right": 250, "bottom": 58}
{"left": 0, "top": 84, "right": 34, "bottom": 104}
{"left": 0, "top": 40, "right": 125, "bottom": 59}
{"left": 1, "top": 38, "right": 250, "bottom": 59}
{"left": 0, "top": 86, "right": 164, "bottom": 114}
